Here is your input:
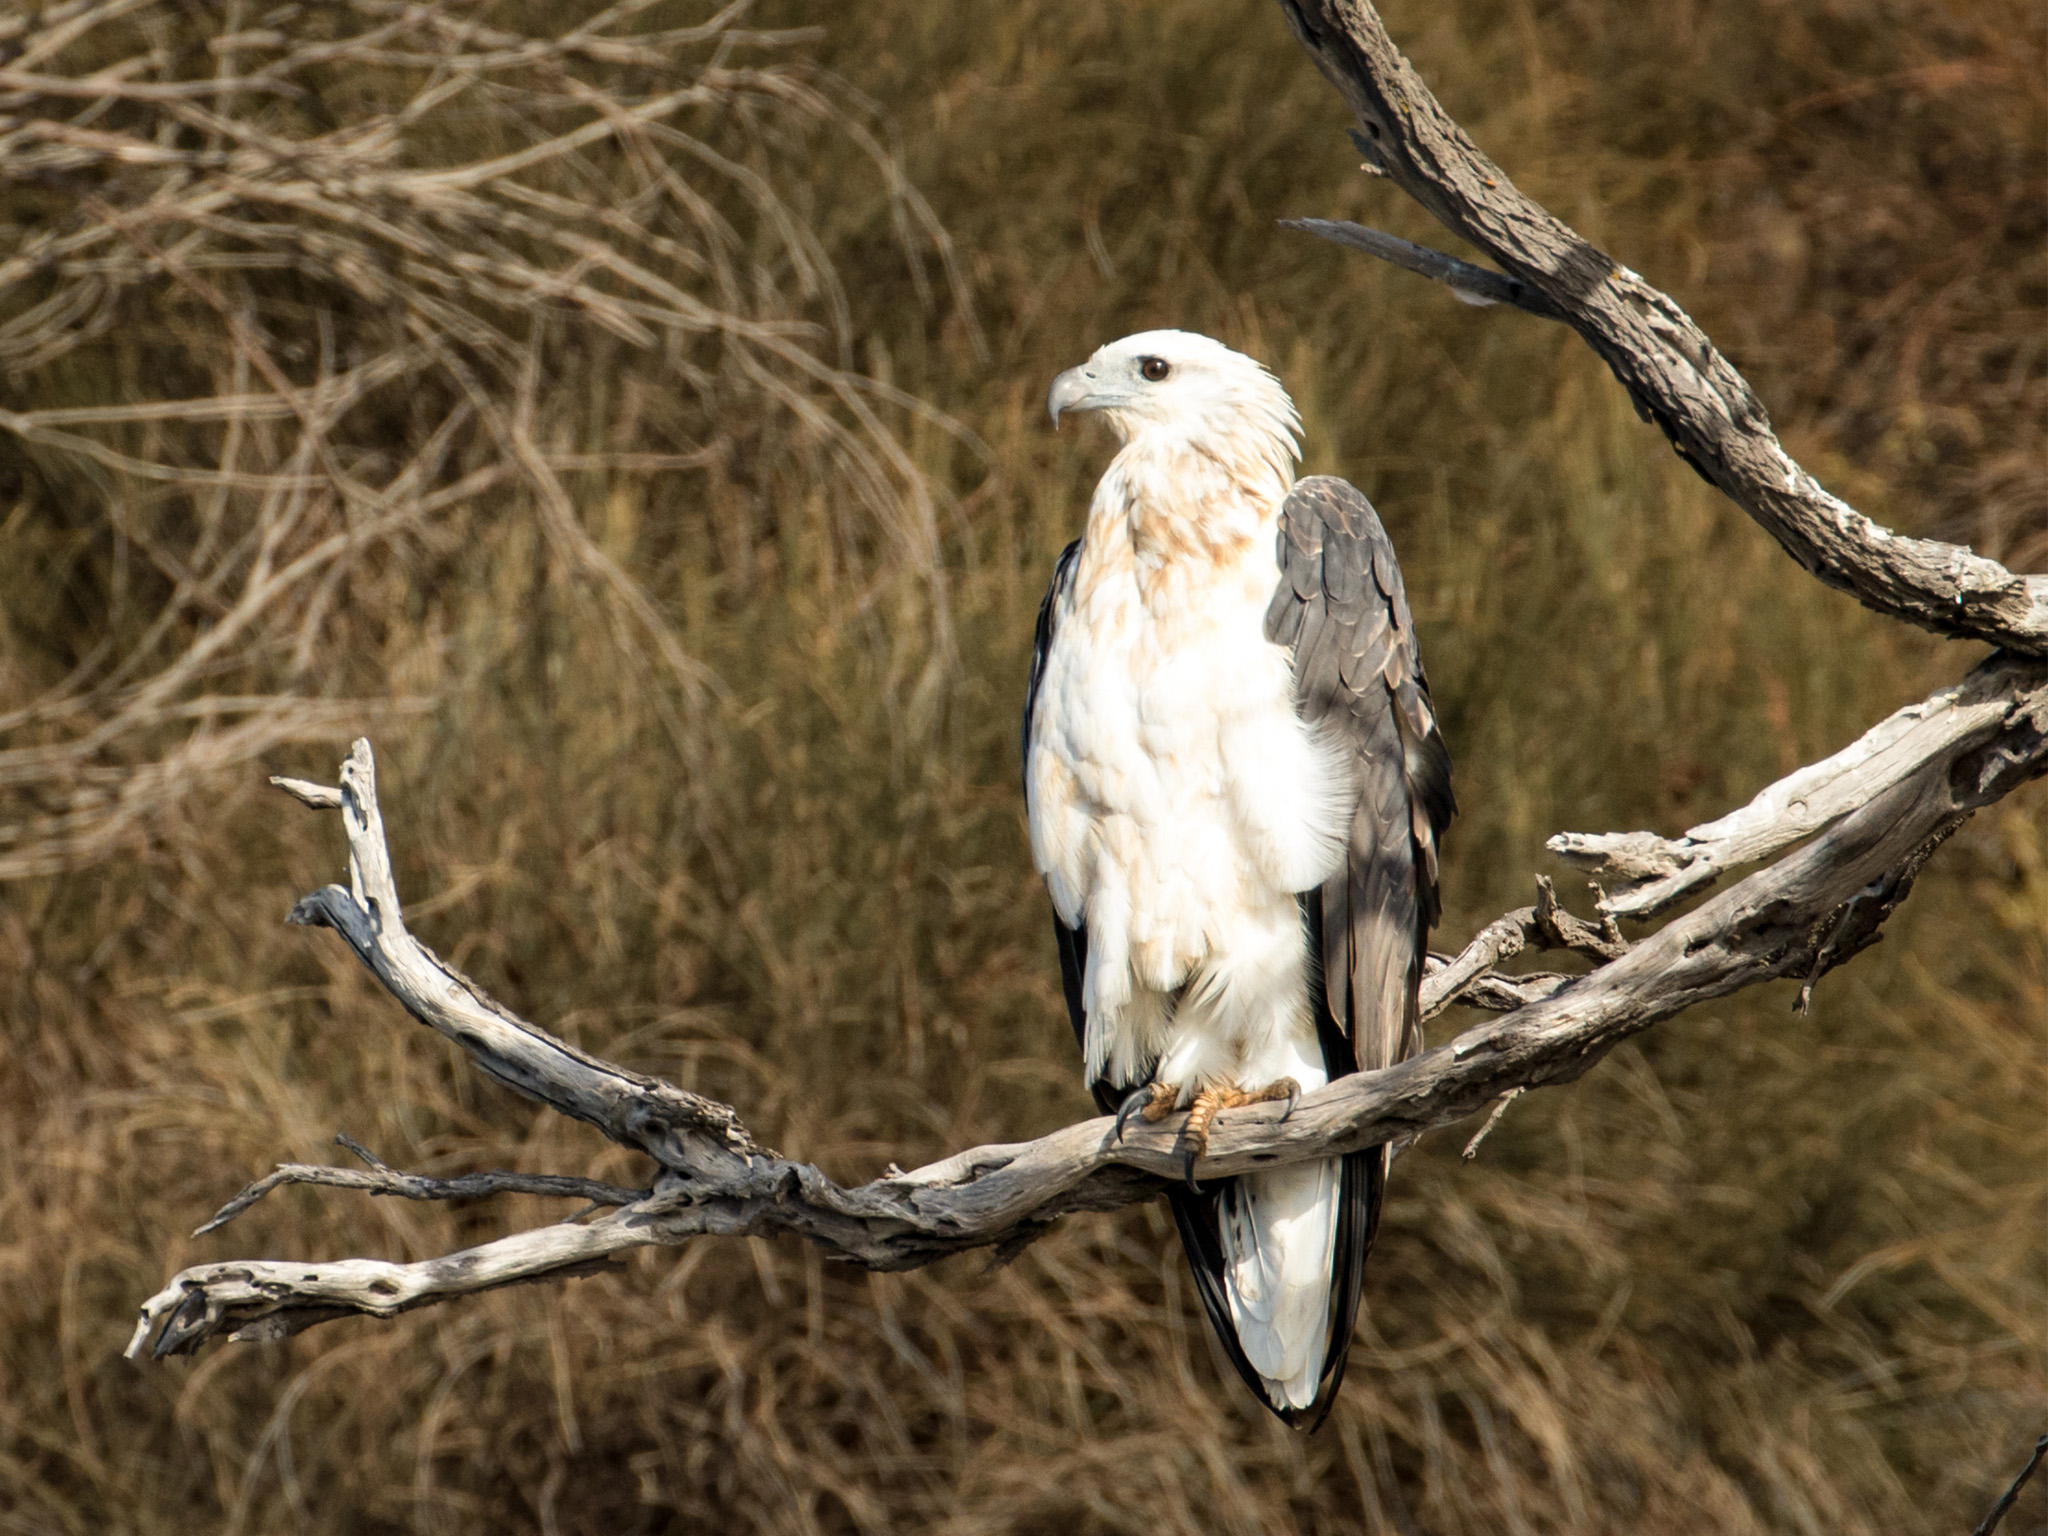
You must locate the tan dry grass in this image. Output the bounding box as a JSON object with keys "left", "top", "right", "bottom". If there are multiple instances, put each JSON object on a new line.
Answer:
{"left": 0, "top": 0, "right": 2042, "bottom": 1532}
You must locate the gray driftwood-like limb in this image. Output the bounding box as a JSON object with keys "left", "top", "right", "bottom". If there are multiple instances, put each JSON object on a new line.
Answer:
{"left": 1548, "top": 655, "right": 2039, "bottom": 917}
{"left": 129, "top": 1220, "right": 647, "bottom": 1357}
{"left": 1273, "top": 0, "right": 2048, "bottom": 655}
{"left": 130, "top": 679, "right": 2048, "bottom": 1355}
{"left": 280, "top": 741, "right": 763, "bottom": 1168}
{"left": 269, "top": 775, "right": 344, "bottom": 810}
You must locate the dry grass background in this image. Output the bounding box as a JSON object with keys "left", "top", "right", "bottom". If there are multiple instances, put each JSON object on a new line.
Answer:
{"left": 0, "top": 0, "right": 2041, "bottom": 1531}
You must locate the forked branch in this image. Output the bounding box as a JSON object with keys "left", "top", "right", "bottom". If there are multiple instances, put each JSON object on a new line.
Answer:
{"left": 130, "top": 667, "right": 2046, "bottom": 1356}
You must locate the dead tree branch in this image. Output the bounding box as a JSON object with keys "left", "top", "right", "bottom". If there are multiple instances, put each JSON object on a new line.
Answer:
{"left": 192, "top": 1134, "right": 648, "bottom": 1238}
{"left": 130, "top": 668, "right": 2046, "bottom": 1355}
{"left": 1975, "top": 1433, "right": 2048, "bottom": 1536}
{"left": 1548, "top": 663, "right": 2034, "bottom": 917}
{"left": 1274, "top": 0, "right": 2048, "bottom": 655}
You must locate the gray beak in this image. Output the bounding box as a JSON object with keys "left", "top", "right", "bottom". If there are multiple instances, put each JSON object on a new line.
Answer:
{"left": 1047, "top": 366, "right": 1098, "bottom": 428}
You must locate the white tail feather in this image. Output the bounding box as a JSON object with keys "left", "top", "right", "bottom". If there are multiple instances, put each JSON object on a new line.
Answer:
{"left": 1221, "top": 1156, "right": 1341, "bottom": 1409}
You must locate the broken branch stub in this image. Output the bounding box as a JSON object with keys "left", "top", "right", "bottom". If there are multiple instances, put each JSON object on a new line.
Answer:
{"left": 1550, "top": 654, "right": 2046, "bottom": 917}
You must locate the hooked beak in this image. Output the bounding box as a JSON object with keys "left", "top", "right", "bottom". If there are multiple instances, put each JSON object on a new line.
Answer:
{"left": 1047, "top": 366, "right": 1119, "bottom": 428}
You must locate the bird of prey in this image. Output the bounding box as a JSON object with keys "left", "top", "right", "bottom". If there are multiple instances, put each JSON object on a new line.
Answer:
{"left": 1024, "top": 330, "right": 1453, "bottom": 1428}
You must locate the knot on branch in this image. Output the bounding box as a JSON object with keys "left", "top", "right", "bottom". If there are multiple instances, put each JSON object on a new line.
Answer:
{"left": 1534, "top": 875, "right": 1629, "bottom": 962}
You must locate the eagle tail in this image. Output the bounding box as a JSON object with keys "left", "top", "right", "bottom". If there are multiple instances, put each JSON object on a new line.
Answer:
{"left": 1167, "top": 1142, "right": 1378, "bottom": 1428}
{"left": 1222, "top": 1159, "right": 1341, "bottom": 1406}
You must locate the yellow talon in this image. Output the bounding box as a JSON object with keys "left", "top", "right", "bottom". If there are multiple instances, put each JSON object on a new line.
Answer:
{"left": 1178, "top": 1078, "right": 1300, "bottom": 1189}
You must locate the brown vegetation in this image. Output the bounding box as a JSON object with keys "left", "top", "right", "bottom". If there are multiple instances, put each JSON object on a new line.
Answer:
{"left": 0, "top": 0, "right": 2041, "bottom": 1531}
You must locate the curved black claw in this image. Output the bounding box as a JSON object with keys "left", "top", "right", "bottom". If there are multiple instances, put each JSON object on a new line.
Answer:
{"left": 1182, "top": 1144, "right": 1201, "bottom": 1192}
{"left": 1113, "top": 1085, "right": 1156, "bottom": 1144}
{"left": 1279, "top": 1080, "right": 1300, "bottom": 1121}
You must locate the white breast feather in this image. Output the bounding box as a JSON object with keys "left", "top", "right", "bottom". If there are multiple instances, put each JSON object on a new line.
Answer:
{"left": 1028, "top": 496, "right": 1351, "bottom": 1088}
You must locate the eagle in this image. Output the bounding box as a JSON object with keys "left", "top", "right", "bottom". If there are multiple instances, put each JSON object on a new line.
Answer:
{"left": 1024, "top": 330, "right": 1453, "bottom": 1428}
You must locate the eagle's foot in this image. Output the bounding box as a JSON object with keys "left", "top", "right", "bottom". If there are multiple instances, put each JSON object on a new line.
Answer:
{"left": 1113, "top": 1081, "right": 1181, "bottom": 1142}
{"left": 1178, "top": 1078, "right": 1301, "bottom": 1189}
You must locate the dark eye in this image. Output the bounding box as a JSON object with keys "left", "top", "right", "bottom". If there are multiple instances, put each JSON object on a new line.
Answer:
{"left": 1139, "top": 357, "right": 1170, "bottom": 382}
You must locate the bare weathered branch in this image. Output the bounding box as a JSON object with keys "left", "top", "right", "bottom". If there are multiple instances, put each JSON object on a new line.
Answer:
{"left": 129, "top": 686, "right": 2048, "bottom": 1355}
{"left": 1549, "top": 655, "right": 2039, "bottom": 917}
{"left": 1533, "top": 875, "right": 1630, "bottom": 960}
{"left": 1412, "top": 879, "right": 1620, "bottom": 1020}
{"left": 130, "top": 1220, "right": 643, "bottom": 1358}
{"left": 268, "top": 775, "right": 344, "bottom": 810}
{"left": 1448, "top": 971, "right": 1573, "bottom": 1013}
{"left": 1461, "top": 1089, "right": 1524, "bottom": 1162}
{"left": 1274, "top": 0, "right": 2048, "bottom": 654}
{"left": 1422, "top": 910, "right": 1535, "bottom": 1014}
{"left": 282, "top": 741, "right": 765, "bottom": 1167}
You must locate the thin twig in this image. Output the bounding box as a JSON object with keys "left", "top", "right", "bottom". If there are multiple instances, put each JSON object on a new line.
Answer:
{"left": 1461, "top": 1089, "right": 1524, "bottom": 1162}
{"left": 1974, "top": 1434, "right": 2048, "bottom": 1536}
{"left": 194, "top": 1134, "right": 649, "bottom": 1236}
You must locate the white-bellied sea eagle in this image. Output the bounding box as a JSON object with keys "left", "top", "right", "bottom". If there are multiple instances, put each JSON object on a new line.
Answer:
{"left": 1024, "top": 330, "right": 1454, "bottom": 1428}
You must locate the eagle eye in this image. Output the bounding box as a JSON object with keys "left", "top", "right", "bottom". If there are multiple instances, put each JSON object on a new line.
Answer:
{"left": 1139, "top": 357, "right": 1170, "bottom": 382}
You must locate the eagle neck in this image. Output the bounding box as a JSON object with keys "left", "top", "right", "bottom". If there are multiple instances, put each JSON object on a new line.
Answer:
{"left": 1079, "top": 428, "right": 1292, "bottom": 618}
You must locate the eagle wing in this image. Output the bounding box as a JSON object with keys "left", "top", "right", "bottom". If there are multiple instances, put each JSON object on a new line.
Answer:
{"left": 1021, "top": 536, "right": 1097, "bottom": 1095}
{"left": 1254, "top": 474, "right": 1453, "bottom": 1426}
{"left": 1265, "top": 475, "right": 1453, "bottom": 1078}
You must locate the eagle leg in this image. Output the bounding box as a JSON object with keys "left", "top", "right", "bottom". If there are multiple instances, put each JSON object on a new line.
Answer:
{"left": 1178, "top": 1078, "right": 1301, "bottom": 1189}
{"left": 1113, "top": 1081, "right": 1180, "bottom": 1143}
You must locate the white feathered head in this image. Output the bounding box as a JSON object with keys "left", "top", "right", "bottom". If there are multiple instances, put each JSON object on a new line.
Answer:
{"left": 1047, "top": 330, "right": 1300, "bottom": 469}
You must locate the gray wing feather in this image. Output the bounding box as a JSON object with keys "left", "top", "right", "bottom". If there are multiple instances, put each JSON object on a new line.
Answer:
{"left": 1266, "top": 476, "right": 1454, "bottom": 1073}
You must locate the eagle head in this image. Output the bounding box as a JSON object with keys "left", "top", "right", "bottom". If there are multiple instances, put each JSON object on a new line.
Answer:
{"left": 1046, "top": 330, "right": 1301, "bottom": 458}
